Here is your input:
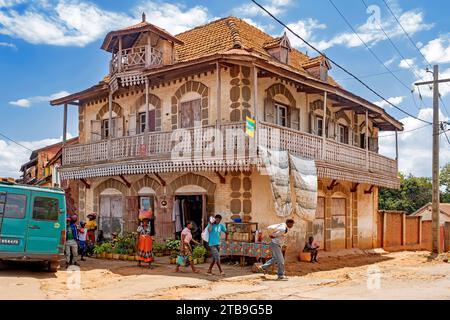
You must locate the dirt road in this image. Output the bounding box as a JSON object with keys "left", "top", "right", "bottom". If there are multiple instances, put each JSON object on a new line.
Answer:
{"left": 0, "top": 251, "right": 449, "bottom": 300}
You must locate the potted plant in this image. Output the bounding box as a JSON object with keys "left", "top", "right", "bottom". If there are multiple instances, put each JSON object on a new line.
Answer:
{"left": 103, "top": 242, "right": 113, "bottom": 259}
{"left": 193, "top": 245, "right": 207, "bottom": 264}
{"left": 165, "top": 239, "right": 181, "bottom": 261}
{"left": 169, "top": 251, "right": 178, "bottom": 264}
{"left": 127, "top": 249, "right": 135, "bottom": 261}
{"left": 153, "top": 242, "right": 164, "bottom": 257}
{"left": 112, "top": 244, "right": 120, "bottom": 260}
{"left": 93, "top": 244, "right": 104, "bottom": 258}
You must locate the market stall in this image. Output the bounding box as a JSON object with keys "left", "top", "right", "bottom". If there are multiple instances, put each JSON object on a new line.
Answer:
{"left": 220, "top": 222, "right": 272, "bottom": 266}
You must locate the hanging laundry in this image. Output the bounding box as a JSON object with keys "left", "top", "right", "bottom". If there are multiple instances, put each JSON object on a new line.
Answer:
{"left": 172, "top": 199, "right": 183, "bottom": 233}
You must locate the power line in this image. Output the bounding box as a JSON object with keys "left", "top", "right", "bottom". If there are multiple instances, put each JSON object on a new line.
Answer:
{"left": 328, "top": 0, "right": 419, "bottom": 111}
{"left": 379, "top": 123, "right": 431, "bottom": 138}
{"left": 335, "top": 69, "right": 407, "bottom": 81}
{"left": 0, "top": 132, "right": 34, "bottom": 152}
{"left": 381, "top": 0, "right": 433, "bottom": 69}
{"left": 249, "top": 0, "right": 431, "bottom": 125}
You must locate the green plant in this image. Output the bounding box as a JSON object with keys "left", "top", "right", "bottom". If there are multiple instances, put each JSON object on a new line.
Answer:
{"left": 102, "top": 242, "right": 113, "bottom": 254}
{"left": 93, "top": 245, "right": 104, "bottom": 255}
{"left": 165, "top": 239, "right": 181, "bottom": 252}
{"left": 192, "top": 245, "right": 207, "bottom": 259}
{"left": 153, "top": 242, "right": 164, "bottom": 253}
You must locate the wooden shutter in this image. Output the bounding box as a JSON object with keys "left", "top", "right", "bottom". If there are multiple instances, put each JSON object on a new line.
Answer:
{"left": 180, "top": 101, "right": 192, "bottom": 128}
{"left": 290, "top": 107, "right": 300, "bottom": 130}
{"left": 264, "top": 97, "right": 275, "bottom": 123}
{"left": 192, "top": 99, "right": 202, "bottom": 126}
{"left": 128, "top": 113, "right": 136, "bottom": 136}
{"left": 344, "top": 126, "right": 349, "bottom": 144}
{"left": 125, "top": 196, "right": 139, "bottom": 233}
{"left": 309, "top": 112, "right": 317, "bottom": 135}
{"left": 325, "top": 118, "right": 330, "bottom": 138}
{"left": 116, "top": 117, "right": 123, "bottom": 138}
{"left": 91, "top": 120, "right": 101, "bottom": 142}
{"left": 148, "top": 109, "right": 156, "bottom": 132}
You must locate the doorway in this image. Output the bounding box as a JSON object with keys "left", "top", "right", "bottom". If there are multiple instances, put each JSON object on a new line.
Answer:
{"left": 174, "top": 194, "right": 206, "bottom": 241}
{"left": 100, "top": 191, "right": 124, "bottom": 239}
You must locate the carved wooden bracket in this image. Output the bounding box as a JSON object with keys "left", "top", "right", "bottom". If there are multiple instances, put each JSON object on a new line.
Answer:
{"left": 214, "top": 171, "right": 226, "bottom": 184}
{"left": 80, "top": 178, "right": 91, "bottom": 189}
{"left": 327, "top": 180, "right": 339, "bottom": 191}
{"left": 364, "top": 185, "right": 375, "bottom": 194}
{"left": 153, "top": 173, "right": 166, "bottom": 186}
{"left": 351, "top": 183, "right": 359, "bottom": 193}
{"left": 119, "top": 175, "right": 131, "bottom": 188}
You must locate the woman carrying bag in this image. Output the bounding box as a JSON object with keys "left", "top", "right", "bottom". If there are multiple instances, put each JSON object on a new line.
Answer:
{"left": 175, "top": 221, "right": 200, "bottom": 273}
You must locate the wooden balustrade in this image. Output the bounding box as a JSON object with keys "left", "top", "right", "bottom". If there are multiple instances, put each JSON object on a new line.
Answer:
{"left": 63, "top": 121, "right": 397, "bottom": 177}
{"left": 110, "top": 45, "right": 163, "bottom": 74}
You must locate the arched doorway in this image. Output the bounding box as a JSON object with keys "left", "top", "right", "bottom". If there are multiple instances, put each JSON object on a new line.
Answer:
{"left": 94, "top": 178, "right": 128, "bottom": 239}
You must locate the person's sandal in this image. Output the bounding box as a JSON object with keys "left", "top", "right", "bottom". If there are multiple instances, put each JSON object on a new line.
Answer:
{"left": 207, "top": 271, "right": 213, "bottom": 276}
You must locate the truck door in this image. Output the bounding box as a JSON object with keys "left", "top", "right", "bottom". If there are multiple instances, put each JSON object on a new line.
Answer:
{"left": 0, "top": 189, "right": 29, "bottom": 253}
{"left": 26, "top": 192, "right": 63, "bottom": 254}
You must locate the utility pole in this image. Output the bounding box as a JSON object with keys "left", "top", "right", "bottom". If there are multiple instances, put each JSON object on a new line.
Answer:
{"left": 415, "top": 65, "right": 450, "bottom": 254}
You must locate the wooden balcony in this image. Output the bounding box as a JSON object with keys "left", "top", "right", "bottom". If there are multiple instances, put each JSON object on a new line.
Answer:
{"left": 61, "top": 122, "right": 399, "bottom": 188}
{"left": 110, "top": 45, "right": 163, "bottom": 74}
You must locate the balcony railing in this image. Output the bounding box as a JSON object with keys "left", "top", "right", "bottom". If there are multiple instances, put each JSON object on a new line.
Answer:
{"left": 110, "top": 45, "right": 163, "bottom": 74}
{"left": 63, "top": 121, "right": 398, "bottom": 177}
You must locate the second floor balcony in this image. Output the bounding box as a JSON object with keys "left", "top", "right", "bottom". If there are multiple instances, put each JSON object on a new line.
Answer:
{"left": 110, "top": 45, "right": 163, "bottom": 74}
{"left": 61, "top": 121, "right": 399, "bottom": 188}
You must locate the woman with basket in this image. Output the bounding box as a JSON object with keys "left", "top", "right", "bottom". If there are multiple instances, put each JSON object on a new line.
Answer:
{"left": 137, "top": 210, "right": 154, "bottom": 268}
{"left": 175, "top": 221, "right": 200, "bottom": 273}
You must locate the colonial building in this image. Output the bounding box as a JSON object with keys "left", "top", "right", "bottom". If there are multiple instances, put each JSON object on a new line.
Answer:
{"left": 50, "top": 15, "right": 403, "bottom": 253}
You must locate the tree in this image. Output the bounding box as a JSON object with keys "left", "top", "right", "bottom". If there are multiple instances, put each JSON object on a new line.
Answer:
{"left": 379, "top": 173, "right": 432, "bottom": 214}
{"left": 441, "top": 163, "right": 450, "bottom": 203}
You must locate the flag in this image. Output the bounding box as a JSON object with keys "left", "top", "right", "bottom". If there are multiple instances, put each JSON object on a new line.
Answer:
{"left": 246, "top": 116, "right": 256, "bottom": 138}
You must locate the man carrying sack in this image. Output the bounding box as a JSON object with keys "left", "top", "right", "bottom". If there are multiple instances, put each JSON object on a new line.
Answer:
{"left": 257, "top": 219, "right": 295, "bottom": 280}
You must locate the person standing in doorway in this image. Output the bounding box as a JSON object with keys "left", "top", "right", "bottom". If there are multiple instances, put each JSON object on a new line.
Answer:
{"left": 207, "top": 214, "right": 227, "bottom": 276}
{"left": 257, "top": 219, "right": 295, "bottom": 280}
{"left": 86, "top": 213, "right": 97, "bottom": 245}
{"left": 175, "top": 221, "right": 200, "bottom": 273}
{"left": 65, "top": 216, "right": 79, "bottom": 268}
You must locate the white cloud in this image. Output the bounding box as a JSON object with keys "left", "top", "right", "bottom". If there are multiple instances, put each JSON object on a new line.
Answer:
{"left": 0, "top": 0, "right": 211, "bottom": 47}
{"left": 232, "top": 0, "right": 293, "bottom": 18}
{"left": 399, "top": 58, "right": 415, "bottom": 69}
{"left": 286, "top": 19, "right": 327, "bottom": 49}
{"left": 9, "top": 90, "right": 69, "bottom": 108}
{"left": 0, "top": 0, "right": 25, "bottom": 8}
{"left": 413, "top": 67, "right": 450, "bottom": 98}
{"left": 379, "top": 108, "right": 450, "bottom": 177}
{"left": 0, "top": 135, "right": 73, "bottom": 178}
{"left": 0, "top": 41, "right": 15, "bottom": 48}
{"left": 420, "top": 34, "right": 450, "bottom": 64}
{"left": 287, "top": 7, "right": 433, "bottom": 51}
{"left": 134, "top": 2, "right": 210, "bottom": 35}
{"left": 373, "top": 96, "right": 405, "bottom": 109}
{"left": 385, "top": 57, "right": 397, "bottom": 67}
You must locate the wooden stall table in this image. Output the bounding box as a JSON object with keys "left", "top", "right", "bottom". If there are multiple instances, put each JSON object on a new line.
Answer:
{"left": 220, "top": 240, "right": 272, "bottom": 267}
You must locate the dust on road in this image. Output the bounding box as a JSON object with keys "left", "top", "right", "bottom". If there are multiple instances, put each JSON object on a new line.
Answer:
{"left": 0, "top": 251, "right": 449, "bottom": 300}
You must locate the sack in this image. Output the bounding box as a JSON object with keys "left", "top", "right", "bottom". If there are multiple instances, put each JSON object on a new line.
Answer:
{"left": 176, "top": 255, "right": 187, "bottom": 266}
{"left": 201, "top": 226, "right": 209, "bottom": 243}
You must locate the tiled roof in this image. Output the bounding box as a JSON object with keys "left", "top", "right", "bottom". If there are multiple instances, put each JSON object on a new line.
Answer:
{"left": 175, "top": 16, "right": 312, "bottom": 71}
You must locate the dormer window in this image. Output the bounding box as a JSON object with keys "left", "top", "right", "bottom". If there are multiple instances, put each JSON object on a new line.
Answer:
{"left": 303, "top": 56, "right": 332, "bottom": 82}
{"left": 264, "top": 32, "right": 291, "bottom": 64}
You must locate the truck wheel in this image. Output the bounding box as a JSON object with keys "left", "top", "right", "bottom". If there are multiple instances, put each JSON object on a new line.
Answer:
{"left": 47, "top": 261, "right": 60, "bottom": 272}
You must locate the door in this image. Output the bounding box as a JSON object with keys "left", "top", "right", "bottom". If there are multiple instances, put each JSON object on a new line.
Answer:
{"left": 26, "top": 192, "right": 64, "bottom": 254}
{"left": 100, "top": 195, "right": 124, "bottom": 238}
{"left": 0, "top": 189, "right": 29, "bottom": 253}
{"left": 331, "top": 198, "right": 346, "bottom": 250}
{"left": 313, "top": 197, "right": 325, "bottom": 249}
{"left": 180, "top": 99, "right": 201, "bottom": 128}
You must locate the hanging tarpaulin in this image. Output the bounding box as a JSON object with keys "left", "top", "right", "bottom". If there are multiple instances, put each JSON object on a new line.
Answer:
{"left": 259, "top": 146, "right": 292, "bottom": 217}
{"left": 289, "top": 154, "right": 317, "bottom": 222}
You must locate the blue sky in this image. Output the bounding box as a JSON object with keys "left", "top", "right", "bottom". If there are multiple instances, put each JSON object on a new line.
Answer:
{"left": 0, "top": 0, "right": 449, "bottom": 178}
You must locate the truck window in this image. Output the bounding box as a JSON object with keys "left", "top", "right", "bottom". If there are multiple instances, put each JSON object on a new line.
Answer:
{"left": 33, "top": 197, "right": 59, "bottom": 221}
{"left": 0, "top": 193, "right": 27, "bottom": 219}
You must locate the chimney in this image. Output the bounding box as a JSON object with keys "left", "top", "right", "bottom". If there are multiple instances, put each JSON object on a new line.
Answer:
{"left": 142, "top": 12, "right": 146, "bottom": 22}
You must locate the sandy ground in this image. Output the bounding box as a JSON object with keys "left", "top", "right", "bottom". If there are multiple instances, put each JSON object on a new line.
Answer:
{"left": 0, "top": 250, "right": 449, "bottom": 300}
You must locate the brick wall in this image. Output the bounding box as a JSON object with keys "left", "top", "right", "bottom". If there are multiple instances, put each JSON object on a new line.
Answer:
{"left": 384, "top": 212, "right": 403, "bottom": 247}
{"left": 421, "top": 220, "right": 432, "bottom": 251}
{"left": 405, "top": 217, "right": 420, "bottom": 245}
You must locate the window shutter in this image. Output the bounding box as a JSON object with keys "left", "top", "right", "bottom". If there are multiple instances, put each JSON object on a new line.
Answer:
{"left": 290, "top": 107, "right": 300, "bottom": 130}
{"left": 325, "top": 118, "right": 330, "bottom": 138}
{"left": 264, "top": 97, "right": 274, "bottom": 123}
{"left": 91, "top": 120, "right": 101, "bottom": 142}
{"left": 344, "top": 127, "right": 349, "bottom": 144}
{"left": 309, "top": 112, "right": 317, "bottom": 135}
{"left": 129, "top": 113, "right": 136, "bottom": 136}
{"left": 116, "top": 117, "right": 123, "bottom": 138}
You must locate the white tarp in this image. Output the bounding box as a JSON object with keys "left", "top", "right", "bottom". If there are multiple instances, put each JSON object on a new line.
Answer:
{"left": 259, "top": 147, "right": 292, "bottom": 217}
{"left": 289, "top": 154, "right": 317, "bottom": 222}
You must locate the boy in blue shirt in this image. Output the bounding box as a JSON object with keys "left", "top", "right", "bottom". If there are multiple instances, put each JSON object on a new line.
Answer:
{"left": 207, "top": 214, "right": 227, "bottom": 276}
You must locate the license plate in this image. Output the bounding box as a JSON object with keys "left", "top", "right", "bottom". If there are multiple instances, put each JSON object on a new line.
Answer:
{"left": 0, "top": 238, "right": 20, "bottom": 245}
